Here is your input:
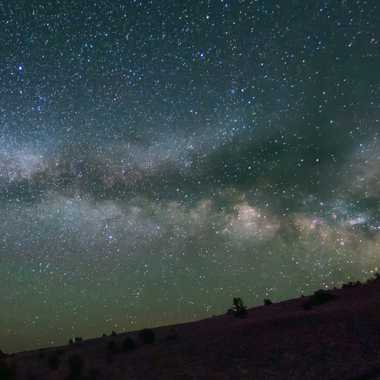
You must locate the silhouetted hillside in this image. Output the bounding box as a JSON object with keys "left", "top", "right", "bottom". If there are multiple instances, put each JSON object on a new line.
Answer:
{"left": 3, "top": 277, "right": 380, "bottom": 379}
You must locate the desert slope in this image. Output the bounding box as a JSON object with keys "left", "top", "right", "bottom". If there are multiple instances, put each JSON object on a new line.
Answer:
{"left": 2, "top": 278, "right": 380, "bottom": 380}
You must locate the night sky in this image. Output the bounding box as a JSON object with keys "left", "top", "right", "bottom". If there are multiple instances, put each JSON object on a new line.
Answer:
{"left": 1, "top": 0, "right": 380, "bottom": 352}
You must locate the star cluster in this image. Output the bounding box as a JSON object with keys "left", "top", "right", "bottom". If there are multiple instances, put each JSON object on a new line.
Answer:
{"left": 0, "top": 0, "right": 379, "bottom": 352}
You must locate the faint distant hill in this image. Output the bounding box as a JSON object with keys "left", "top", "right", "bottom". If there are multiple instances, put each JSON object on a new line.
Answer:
{"left": 2, "top": 277, "right": 380, "bottom": 380}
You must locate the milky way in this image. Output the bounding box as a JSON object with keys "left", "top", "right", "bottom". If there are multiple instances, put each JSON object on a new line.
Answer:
{"left": 0, "top": 1, "right": 380, "bottom": 352}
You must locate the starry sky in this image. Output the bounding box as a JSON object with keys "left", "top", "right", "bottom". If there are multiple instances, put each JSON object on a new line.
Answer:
{"left": 0, "top": 0, "right": 380, "bottom": 352}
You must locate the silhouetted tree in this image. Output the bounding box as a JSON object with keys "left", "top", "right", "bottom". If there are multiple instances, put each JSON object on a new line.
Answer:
{"left": 303, "top": 289, "right": 336, "bottom": 310}
{"left": 228, "top": 297, "right": 248, "bottom": 318}
{"left": 264, "top": 298, "right": 273, "bottom": 306}
{"left": 343, "top": 281, "right": 356, "bottom": 288}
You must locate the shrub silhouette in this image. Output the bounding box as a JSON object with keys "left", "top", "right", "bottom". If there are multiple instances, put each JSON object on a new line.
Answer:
{"left": 303, "top": 289, "right": 336, "bottom": 309}
{"left": 69, "top": 337, "right": 82, "bottom": 345}
{"left": 111, "top": 331, "right": 117, "bottom": 337}
{"left": 342, "top": 281, "right": 359, "bottom": 289}
{"left": 228, "top": 297, "right": 248, "bottom": 318}
{"left": 139, "top": 328, "right": 155, "bottom": 344}
{"left": 67, "top": 354, "right": 84, "bottom": 379}
{"left": 264, "top": 298, "right": 273, "bottom": 306}
{"left": 47, "top": 353, "right": 60, "bottom": 370}
{"left": 122, "top": 337, "right": 136, "bottom": 352}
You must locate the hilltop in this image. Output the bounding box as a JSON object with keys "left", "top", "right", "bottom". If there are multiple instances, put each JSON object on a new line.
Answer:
{"left": 2, "top": 277, "right": 380, "bottom": 379}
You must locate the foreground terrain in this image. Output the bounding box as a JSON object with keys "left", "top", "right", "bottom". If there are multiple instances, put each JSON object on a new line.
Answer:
{"left": 2, "top": 278, "right": 380, "bottom": 380}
